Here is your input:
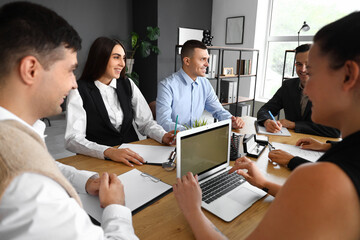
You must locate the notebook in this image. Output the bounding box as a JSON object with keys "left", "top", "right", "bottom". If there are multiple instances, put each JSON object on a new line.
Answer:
{"left": 176, "top": 119, "right": 267, "bottom": 222}
{"left": 254, "top": 120, "right": 291, "bottom": 136}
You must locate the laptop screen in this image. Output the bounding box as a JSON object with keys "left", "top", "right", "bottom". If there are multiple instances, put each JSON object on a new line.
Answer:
{"left": 179, "top": 123, "right": 229, "bottom": 177}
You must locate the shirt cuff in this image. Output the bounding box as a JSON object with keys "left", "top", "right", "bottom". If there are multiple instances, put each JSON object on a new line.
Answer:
{"left": 72, "top": 170, "right": 98, "bottom": 194}
{"left": 153, "top": 129, "right": 167, "bottom": 143}
{"left": 95, "top": 145, "right": 111, "bottom": 159}
{"left": 102, "top": 204, "right": 136, "bottom": 235}
{"left": 287, "top": 156, "right": 311, "bottom": 171}
{"left": 102, "top": 204, "right": 132, "bottom": 222}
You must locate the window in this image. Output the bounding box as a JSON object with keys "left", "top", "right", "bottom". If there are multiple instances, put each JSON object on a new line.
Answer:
{"left": 261, "top": 0, "right": 360, "bottom": 100}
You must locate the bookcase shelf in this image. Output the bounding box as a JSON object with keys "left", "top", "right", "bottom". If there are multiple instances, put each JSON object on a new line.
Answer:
{"left": 175, "top": 45, "right": 259, "bottom": 117}
{"left": 221, "top": 96, "right": 252, "bottom": 106}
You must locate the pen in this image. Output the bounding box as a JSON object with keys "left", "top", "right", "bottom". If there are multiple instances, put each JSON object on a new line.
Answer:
{"left": 267, "top": 142, "right": 277, "bottom": 165}
{"left": 174, "top": 115, "right": 178, "bottom": 136}
{"left": 268, "top": 110, "right": 282, "bottom": 133}
{"left": 268, "top": 142, "right": 275, "bottom": 150}
{"left": 146, "top": 162, "right": 162, "bottom": 166}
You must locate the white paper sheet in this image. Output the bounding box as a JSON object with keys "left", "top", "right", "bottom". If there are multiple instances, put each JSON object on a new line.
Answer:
{"left": 256, "top": 125, "right": 291, "bottom": 136}
{"left": 272, "top": 142, "right": 324, "bottom": 162}
{"left": 118, "top": 144, "right": 175, "bottom": 164}
{"left": 79, "top": 169, "right": 172, "bottom": 223}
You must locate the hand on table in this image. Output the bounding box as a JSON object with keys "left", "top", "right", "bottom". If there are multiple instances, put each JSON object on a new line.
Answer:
{"left": 268, "top": 149, "right": 294, "bottom": 166}
{"left": 264, "top": 119, "right": 283, "bottom": 133}
{"left": 104, "top": 147, "right": 145, "bottom": 167}
{"left": 99, "top": 172, "right": 125, "bottom": 208}
{"left": 231, "top": 116, "right": 245, "bottom": 129}
{"left": 296, "top": 137, "right": 331, "bottom": 151}
{"left": 229, "top": 156, "right": 267, "bottom": 189}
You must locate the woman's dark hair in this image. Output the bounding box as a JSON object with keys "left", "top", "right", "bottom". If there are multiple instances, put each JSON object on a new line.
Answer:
{"left": 314, "top": 11, "right": 360, "bottom": 70}
{"left": 79, "top": 37, "right": 126, "bottom": 81}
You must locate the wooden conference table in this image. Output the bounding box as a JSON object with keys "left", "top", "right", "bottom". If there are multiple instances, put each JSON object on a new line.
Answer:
{"left": 58, "top": 116, "right": 339, "bottom": 240}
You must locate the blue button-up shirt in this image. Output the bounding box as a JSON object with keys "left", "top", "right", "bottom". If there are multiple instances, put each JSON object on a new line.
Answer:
{"left": 156, "top": 68, "right": 232, "bottom": 131}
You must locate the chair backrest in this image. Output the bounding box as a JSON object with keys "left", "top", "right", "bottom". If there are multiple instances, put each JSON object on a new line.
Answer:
{"left": 148, "top": 101, "right": 156, "bottom": 120}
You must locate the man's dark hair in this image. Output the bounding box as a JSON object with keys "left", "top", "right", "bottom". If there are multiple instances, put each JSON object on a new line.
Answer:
{"left": 0, "top": 1, "right": 81, "bottom": 81}
{"left": 181, "top": 40, "right": 207, "bottom": 63}
{"left": 314, "top": 11, "right": 360, "bottom": 70}
{"left": 79, "top": 37, "right": 126, "bottom": 81}
{"left": 295, "top": 44, "right": 311, "bottom": 56}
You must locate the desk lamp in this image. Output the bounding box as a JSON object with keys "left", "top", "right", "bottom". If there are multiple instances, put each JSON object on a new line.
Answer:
{"left": 297, "top": 21, "right": 310, "bottom": 46}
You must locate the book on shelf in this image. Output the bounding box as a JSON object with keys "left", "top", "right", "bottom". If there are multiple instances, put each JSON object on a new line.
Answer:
{"left": 211, "top": 54, "right": 217, "bottom": 78}
{"left": 205, "top": 54, "right": 217, "bottom": 79}
{"left": 232, "top": 81, "right": 238, "bottom": 103}
{"left": 205, "top": 54, "right": 213, "bottom": 78}
{"left": 229, "top": 103, "right": 250, "bottom": 116}
{"left": 220, "top": 79, "right": 234, "bottom": 103}
{"left": 237, "top": 59, "right": 252, "bottom": 75}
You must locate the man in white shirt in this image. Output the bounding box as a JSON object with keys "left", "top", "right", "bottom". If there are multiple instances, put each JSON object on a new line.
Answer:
{"left": 0, "top": 2, "right": 138, "bottom": 239}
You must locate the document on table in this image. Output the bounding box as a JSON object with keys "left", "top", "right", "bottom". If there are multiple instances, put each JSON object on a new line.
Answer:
{"left": 271, "top": 142, "right": 324, "bottom": 162}
{"left": 255, "top": 121, "right": 291, "bottom": 136}
{"left": 118, "top": 143, "right": 174, "bottom": 164}
{"left": 79, "top": 169, "right": 172, "bottom": 224}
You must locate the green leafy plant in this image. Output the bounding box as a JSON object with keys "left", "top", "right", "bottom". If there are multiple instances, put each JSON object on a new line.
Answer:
{"left": 184, "top": 119, "right": 208, "bottom": 130}
{"left": 126, "top": 26, "right": 160, "bottom": 85}
{"left": 130, "top": 26, "right": 160, "bottom": 59}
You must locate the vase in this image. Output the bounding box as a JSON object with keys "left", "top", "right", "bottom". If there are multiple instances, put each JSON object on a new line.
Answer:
{"left": 126, "top": 58, "right": 135, "bottom": 74}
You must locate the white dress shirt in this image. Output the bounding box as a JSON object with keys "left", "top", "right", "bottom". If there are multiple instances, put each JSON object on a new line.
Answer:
{"left": 65, "top": 78, "right": 167, "bottom": 159}
{"left": 0, "top": 107, "right": 139, "bottom": 239}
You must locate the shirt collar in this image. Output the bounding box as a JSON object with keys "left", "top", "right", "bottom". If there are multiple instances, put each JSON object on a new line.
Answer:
{"left": 95, "top": 78, "right": 117, "bottom": 90}
{"left": 0, "top": 106, "right": 46, "bottom": 140}
{"left": 298, "top": 78, "right": 304, "bottom": 91}
{"left": 180, "top": 68, "right": 199, "bottom": 86}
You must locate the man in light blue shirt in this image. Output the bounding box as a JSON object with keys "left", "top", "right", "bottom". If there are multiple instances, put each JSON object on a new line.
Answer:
{"left": 156, "top": 40, "right": 245, "bottom": 132}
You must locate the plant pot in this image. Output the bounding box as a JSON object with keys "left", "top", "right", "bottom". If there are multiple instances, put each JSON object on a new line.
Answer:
{"left": 126, "top": 58, "right": 135, "bottom": 74}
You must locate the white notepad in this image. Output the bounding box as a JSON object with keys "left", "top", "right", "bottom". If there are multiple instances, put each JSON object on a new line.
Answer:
{"left": 255, "top": 121, "right": 291, "bottom": 136}
{"left": 272, "top": 142, "right": 324, "bottom": 162}
{"left": 118, "top": 143, "right": 174, "bottom": 164}
{"left": 79, "top": 169, "right": 172, "bottom": 223}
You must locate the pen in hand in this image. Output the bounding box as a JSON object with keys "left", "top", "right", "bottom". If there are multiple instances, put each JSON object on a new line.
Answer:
{"left": 170, "top": 115, "right": 178, "bottom": 145}
{"left": 174, "top": 115, "right": 178, "bottom": 136}
{"left": 268, "top": 110, "right": 282, "bottom": 133}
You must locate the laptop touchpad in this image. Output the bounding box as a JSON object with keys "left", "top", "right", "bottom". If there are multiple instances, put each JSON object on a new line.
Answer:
{"left": 228, "top": 187, "right": 261, "bottom": 205}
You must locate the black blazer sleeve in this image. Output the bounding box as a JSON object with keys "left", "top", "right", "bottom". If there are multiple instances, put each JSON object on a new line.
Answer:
{"left": 295, "top": 121, "right": 341, "bottom": 138}
{"left": 288, "top": 156, "right": 311, "bottom": 170}
{"left": 257, "top": 86, "right": 284, "bottom": 125}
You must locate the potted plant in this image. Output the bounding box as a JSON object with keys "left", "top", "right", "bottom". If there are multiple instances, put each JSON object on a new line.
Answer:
{"left": 126, "top": 26, "right": 160, "bottom": 85}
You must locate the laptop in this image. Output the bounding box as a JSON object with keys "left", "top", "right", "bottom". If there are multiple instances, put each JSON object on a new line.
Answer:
{"left": 176, "top": 119, "right": 267, "bottom": 222}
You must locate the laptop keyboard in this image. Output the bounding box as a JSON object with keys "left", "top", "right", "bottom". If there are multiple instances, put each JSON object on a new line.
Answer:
{"left": 200, "top": 171, "right": 246, "bottom": 204}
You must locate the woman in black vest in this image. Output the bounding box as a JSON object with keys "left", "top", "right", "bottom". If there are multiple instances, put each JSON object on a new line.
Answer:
{"left": 65, "top": 37, "right": 175, "bottom": 167}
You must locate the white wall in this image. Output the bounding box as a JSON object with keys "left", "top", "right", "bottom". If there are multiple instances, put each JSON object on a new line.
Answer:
{"left": 211, "top": 0, "right": 272, "bottom": 116}
{"left": 212, "top": 0, "right": 258, "bottom": 48}
{"left": 211, "top": 0, "right": 259, "bottom": 101}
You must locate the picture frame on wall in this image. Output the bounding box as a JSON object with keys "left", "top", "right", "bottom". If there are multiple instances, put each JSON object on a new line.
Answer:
{"left": 225, "top": 16, "right": 245, "bottom": 44}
